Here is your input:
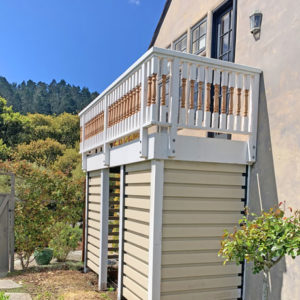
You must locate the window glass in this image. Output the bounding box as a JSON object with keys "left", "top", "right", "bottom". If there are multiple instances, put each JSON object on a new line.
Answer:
{"left": 191, "top": 19, "right": 207, "bottom": 54}
{"left": 173, "top": 34, "right": 187, "bottom": 52}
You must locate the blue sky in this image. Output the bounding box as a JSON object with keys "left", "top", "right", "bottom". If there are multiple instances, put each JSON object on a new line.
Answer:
{"left": 0, "top": 0, "right": 165, "bottom": 93}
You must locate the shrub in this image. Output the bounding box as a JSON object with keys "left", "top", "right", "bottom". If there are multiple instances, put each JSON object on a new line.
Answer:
{"left": 0, "top": 291, "right": 10, "bottom": 300}
{"left": 49, "top": 222, "right": 82, "bottom": 262}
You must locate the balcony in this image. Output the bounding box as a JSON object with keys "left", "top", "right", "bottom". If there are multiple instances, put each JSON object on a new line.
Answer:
{"left": 79, "top": 47, "right": 261, "bottom": 169}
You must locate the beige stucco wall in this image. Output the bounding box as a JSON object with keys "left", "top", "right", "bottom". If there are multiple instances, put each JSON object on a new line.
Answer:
{"left": 153, "top": 0, "right": 300, "bottom": 299}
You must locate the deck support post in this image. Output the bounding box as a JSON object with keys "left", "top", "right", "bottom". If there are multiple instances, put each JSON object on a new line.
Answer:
{"left": 99, "top": 168, "right": 109, "bottom": 290}
{"left": 148, "top": 160, "right": 164, "bottom": 300}
{"left": 117, "top": 166, "right": 125, "bottom": 300}
{"left": 83, "top": 172, "right": 89, "bottom": 273}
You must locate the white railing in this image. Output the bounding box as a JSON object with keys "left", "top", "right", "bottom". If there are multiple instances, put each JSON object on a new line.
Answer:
{"left": 79, "top": 47, "right": 261, "bottom": 163}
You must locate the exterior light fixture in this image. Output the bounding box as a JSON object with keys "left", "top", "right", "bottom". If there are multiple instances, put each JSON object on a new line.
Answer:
{"left": 250, "top": 11, "right": 263, "bottom": 35}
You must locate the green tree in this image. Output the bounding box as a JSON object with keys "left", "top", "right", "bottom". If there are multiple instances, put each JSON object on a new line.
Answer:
{"left": 13, "top": 138, "right": 66, "bottom": 167}
{"left": 0, "top": 160, "right": 84, "bottom": 269}
{"left": 219, "top": 206, "right": 300, "bottom": 300}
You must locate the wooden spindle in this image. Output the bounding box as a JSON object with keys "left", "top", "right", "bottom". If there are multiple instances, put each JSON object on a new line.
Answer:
{"left": 151, "top": 74, "right": 157, "bottom": 104}
{"left": 108, "top": 107, "right": 111, "bottom": 127}
{"left": 205, "top": 83, "right": 211, "bottom": 112}
{"left": 181, "top": 78, "right": 187, "bottom": 108}
{"left": 132, "top": 88, "right": 136, "bottom": 115}
{"left": 161, "top": 74, "right": 166, "bottom": 106}
{"left": 221, "top": 86, "right": 227, "bottom": 114}
{"left": 197, "top": 82, "right": 203, "bottom": 110}
{"left": 237, "top": 88, "right": 242, "bottom": 116}
{"left": 121, "top": 96, "right": 125, "bottom": 120}
{"left": 244, "top": 89, "right": 249, "bottom": 117}
{"left": 147, "top": 76, "right": 152, "bottom": 106}
{"left": 213, "top": 84, "right": 220, "bottom": 113}
{"left": 189, "top": 80, "right": 195, "bottom": 109}
{"left": 229, "top": 87, "right": 234, "bottom": 115}
{"left": 126, "top": 93, "right": 130, "bottom": 118}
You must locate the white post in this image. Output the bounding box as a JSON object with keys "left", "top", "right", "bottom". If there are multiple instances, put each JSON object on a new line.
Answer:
{"left": 234, "top": 73, "right": 243, "bottom": 131}
{"left": 150, "top": 56, "right": 159, "bottom": 122}
{"left": 188, "top": 64, "right": 196, "bottom": 126}
{"left": 220, "top": 71, "right": 228, "bottom": 130}
{"left": 140, "top": 62, "right": 148, "bottom": 158}
{"left": 247, "top": 73, "right": 260, "bottom": 163}
{"left": 227, "top": 72, "right": 235, "bottom": 131}
{"left": 148, "top": 160, "right": 164, "bottom": 300}
{"left": 212, "top": 69, "right": 220, "bottom": 129}
{"left": 168, "top": 58, "right": 180, "bottom": 157}
{"left": 84, "top": 172, "right": 89, "bottom": 273}
{"left": 160, "top": 58, "right": 168, "bottom": 123}
{"left": 241, "top": 74, "right": 250, "bottom": 132}
{"left": 117, "top": 166, "right": 125, "bottom": 300}
{"left": 203, "top": 67, "right": 212, "bottom": 128}
{"left": 103, "top": 96, "right": 110, "bottom": 166}
{"left": 196, "top": 66, "right": 205, "bottom": 127}
{"left": 99, "top": 168, "right": 109, "bottom": 290}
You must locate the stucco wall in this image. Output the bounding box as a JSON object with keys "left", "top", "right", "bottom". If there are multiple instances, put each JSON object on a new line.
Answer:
{"left": 153, "top": 0, "right": 300, "bottom": 299}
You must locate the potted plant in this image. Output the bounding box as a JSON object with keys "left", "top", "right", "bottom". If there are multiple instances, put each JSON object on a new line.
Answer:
{"left": 218, "top": 204, "right": 300, "bottom": 300}
{"left": 34, "top": 247, "right": 53, "bottom": 265}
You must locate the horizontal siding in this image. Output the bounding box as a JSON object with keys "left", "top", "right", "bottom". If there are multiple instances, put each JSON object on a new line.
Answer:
{"left": 87, "top": 171, "right": 101, "bottom": 275}
{"left": 161, "top": 161, "right": 245, "bottom": 299}
{"left": 122, "top": 162, "right": 150, "bottom": 300}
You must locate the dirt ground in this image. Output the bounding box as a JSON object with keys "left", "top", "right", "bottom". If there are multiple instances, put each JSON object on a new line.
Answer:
{"left": 9, "top": 268, "right": 117, "bottom": 300}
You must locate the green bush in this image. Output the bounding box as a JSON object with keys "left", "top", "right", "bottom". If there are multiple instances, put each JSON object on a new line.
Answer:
{"left": 49, "top": 222, "right": 82, "bottom": 262}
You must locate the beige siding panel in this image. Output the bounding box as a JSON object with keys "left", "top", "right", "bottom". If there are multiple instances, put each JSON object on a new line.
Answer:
{"left": 163, "top": 212, "right": 241, "bottom": 224}
{"left": 161, "top": 288, "right": 241, "bottom": 300}
{"left": 164, "top": 184, "right": 244, "bottom": 198}
{"left": 88, "top": 227, "right": 99, "bottom": 239}
{"left": 162, "top": 225, "right": 234, "bottom": 238}
{"left": 124, "top": 220, "right": 149, "bottom": 236}
{"left": 87, "top": 219, "right": 100, "bottom": 230}
{"left": 161, "top": 276, "right": 242, "bottom": 293}
{"left": 126, "top": 172, "right": 151, "bottom": 184}
{"left": 89, "top": 177, "right": 101, "bottom": 186}
{"left": 161, "top": 264, "right": 242, "bottom": 279}
{"left": 164, "top": 160, "right": 246, "bottom": 173}
{"left": 125, "top": 185, "right": 151, "bottom": 197}
{"left": 126, "top": 161, "right": 151, "bottom": 173}
{"left": 87, "top": 242, "right": 99, "bottom": 258}
{"left": 162, "top": 239, "right": 221, "bottom": 251}
{"left": 125, "top": 197, "right": 150, "bottom": 210}
{"left": 123, "top": 287, "right": 141, "bottom": 300}
{"left": 124, "top": 243, "right": 148, "bottom": 263}
{"left": 88, "top": 194, "right": 101, "bottom": 203}
{"left": 89, "top": 171, "right": 101, "bottom": 178}
{"left": 123, "top": 265, "right": 148, "bottom": 290}
{"left": 89, "top": 211, "right": 100, "bottom": 221}
{"left": 123, "top": 254, "right": 148, "bottom": 276}
{"left": 163, "top": 199, "right": 244, "bottom": 212}
{"left": 125, "top": 209, "right": 150, "bottom": 223}
{"left": 88, "top": 235, "right": 100, "bottom": 249}
{"left": 87, "top": 251, "right": 99, "bottom": 267}
{"left": 124, "top": 231, "right": 149, "bottom": 249}
{"left": 89, "top": 203, "right": 100, "bottom": 212}
{"left": 164, "top": 169, "right": 245, "bottom": 186}
{"left": 89, "top": 186, "right": 101, "bottom": 195}
{"left": 161, "top": 252, "right": 223, "bottom": 265}
{"left": 123, "top": 276, "right": 147, "bottom": 300}
{"left": 87, "top": 259, "right": 98, "bottom": 274}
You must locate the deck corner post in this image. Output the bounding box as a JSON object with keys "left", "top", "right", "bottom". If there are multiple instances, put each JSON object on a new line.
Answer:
{"left": 117, "top": 165, "right": 125, "bottom": 300}
{"left": 148, "top": 159, "right": 164, "bottom": 300}
{"left": 99, "top": 168, "right": 109, "bottom": 290}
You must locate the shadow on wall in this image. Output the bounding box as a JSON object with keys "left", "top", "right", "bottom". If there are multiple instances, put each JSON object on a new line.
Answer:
{"left": 244, "top": 74, "right": 286, "bottom": 300}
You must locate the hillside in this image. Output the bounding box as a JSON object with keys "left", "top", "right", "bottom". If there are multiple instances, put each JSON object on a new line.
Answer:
{"left": 0, "top": 76, "right": 98, "bottom": 115}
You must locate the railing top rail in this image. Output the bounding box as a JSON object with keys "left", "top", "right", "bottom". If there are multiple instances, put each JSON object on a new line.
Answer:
{"left": 79, "top": 47, "right": 262, "bottom": 117}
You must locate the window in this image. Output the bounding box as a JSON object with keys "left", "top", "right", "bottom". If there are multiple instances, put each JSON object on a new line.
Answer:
{"left": 191, "top": 19, "right": 207, "bottom": 54}
{"left": 173, "top": 33, "right": 187, "bottom": 52}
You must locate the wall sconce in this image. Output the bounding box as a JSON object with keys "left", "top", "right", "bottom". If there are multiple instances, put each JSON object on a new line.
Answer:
{"left": 250, "top": 11, "right": 262, "bottom": 40}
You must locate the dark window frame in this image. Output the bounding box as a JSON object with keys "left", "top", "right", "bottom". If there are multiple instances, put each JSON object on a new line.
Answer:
{"left": 190, "top": 17, "right": 207, "bottom": 55}
{"left": 211, "top": 0, "right": 237, "bottom": 62}
{"left": 173, "top": 32, "right": 187, "bottom": 52}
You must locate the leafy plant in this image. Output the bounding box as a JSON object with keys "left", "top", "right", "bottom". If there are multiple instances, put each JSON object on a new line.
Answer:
{"left": 219, "top": 204, "right": 300, "bottom": 300}
{"left": 49, "top": 222, "right": 82, "bottom": 262}
{"left": 0, "top": 291, "right": 10, "bottom": 300}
